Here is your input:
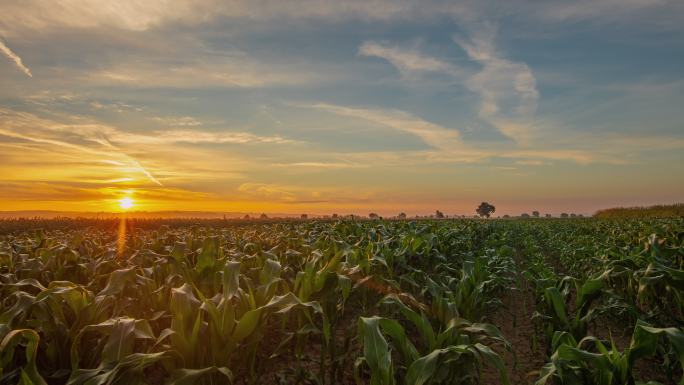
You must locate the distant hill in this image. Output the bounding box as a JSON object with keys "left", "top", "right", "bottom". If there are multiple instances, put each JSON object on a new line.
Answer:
{"left": 594, "top": 203, "right": 684, "bottom": 218}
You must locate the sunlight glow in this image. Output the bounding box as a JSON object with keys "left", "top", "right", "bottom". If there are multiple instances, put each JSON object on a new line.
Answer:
{"left": 119, "top": 197, "right": 134, "bottom": 210}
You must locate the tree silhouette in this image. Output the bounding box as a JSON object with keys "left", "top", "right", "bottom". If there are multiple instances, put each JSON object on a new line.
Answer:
{"left": 532, "top": 211, "right": 540, "bottom": 218}
{"left": 476, "top": 202, "right": 496, "bottom": 218}
{"left": 435, "top": 210, "right": 444, "bottom": 219}
{"left": 397, "top": 212, "right": 407, "bottom": 219}
{"left": 368, "top": 213, "right": 379, "bottom": 219}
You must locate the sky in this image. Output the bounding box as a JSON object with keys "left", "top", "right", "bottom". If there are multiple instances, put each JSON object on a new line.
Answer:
{"left": 1, "top": 0, "right": 683, "bottom": 216}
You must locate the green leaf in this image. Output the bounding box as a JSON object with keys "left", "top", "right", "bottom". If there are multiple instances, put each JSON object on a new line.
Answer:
{"left": 0, "top": 329, "right": 47, "bottom": 385}
{"left": 544, "top": 287, "right": 570, "bottom": 328}
{"left": 359, "top": 317, "right": 392, "bottom": 385}
{"left": 575, "top": 278, "right": 604, "bottom": 314}
{"left": 377, "top": 318, "right": 419, "bottom": 364}
{"left": 98, "top": 267, "right": 137, "bottom": 296}
{"left": 197, "top": 236, "right": 220, "bottom": 272}
{"left": 405, "top": 348, "right": 444, "bottom": 385}
{"left": 171, "top": 242, "right": 186, "bottom": 261}
{"left": 222, "top": 261, "right": 241, "bottom": 301}
{"left": 631, "top": 320, "right": 684, "bottom": 375}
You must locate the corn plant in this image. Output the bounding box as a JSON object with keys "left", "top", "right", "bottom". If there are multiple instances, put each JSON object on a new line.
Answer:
{"left": 537, "top": 320, "right": 684, "bottom": 385}
{"left": 355, "top": 294, "right": 510, "bottom": 385}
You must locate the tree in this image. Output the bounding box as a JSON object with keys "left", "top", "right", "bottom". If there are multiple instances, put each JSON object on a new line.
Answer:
{"left": 368, "top": 213, "right": 379, "bottom": 219}
{"left": 435, "top": 210, "right": 445, "bottom": 219}
{"left": 397, "top": 212, "right": 407, "bottom": 220}
{"left": 560, "top": 213, "right": 569, "bottom": 218}
{"left": 503, "top": 214, "right": 510, "bottom": 218}
{"left": 570, "top": 213, "right": 577, "bottom": 218}
{"left": 301, "top": 214, "right": 308, "bottom": 219}
{"left": 545, "top": 214, "right": 552, "bottom": 218}
{"left": 532, "top": 211, "right": 540, "bottom": 218}
{"left": 260, "top": 213, "right": 268, "bottom": 219}
{"left": 476, "top": 202, "right": 496, "bottom": 218}
{"left": 521, "top": 213, "right": 530, "bottom": 218}
{"left": 244, "top": 214, "right": 250, "bottom": 220}
{"left": 332, "top": 213, "right": 338, "bottom": 219}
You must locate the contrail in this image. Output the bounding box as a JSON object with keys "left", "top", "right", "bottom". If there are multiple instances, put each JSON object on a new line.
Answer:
{"left": 132, "top": 158, "right": 163, "bottom": 186}
{"left": 98, "top": 134, "right": 163, "bottom": 186}
{"left": 0, "top": 39, "right": 32, "bottom": 77}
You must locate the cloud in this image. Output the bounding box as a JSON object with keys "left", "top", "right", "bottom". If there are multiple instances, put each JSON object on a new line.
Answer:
{"left": 0, "top": 107, "right": 296, "bottom": 147}
{"left": 359, "top": 41, "right": 459, "bottom": 77}
{"left": 305, "top": 100, "right": 684, "bottom": 166}
{"left": 234, "top": 182, "right": 381, "bottom": 205}
{"left": 151, "top": 116, "right": 202, "bottom": 127}
{"left": 534, "top": 0, "right": 677, "bottom": 22}
{"left": 0, "top": 108, "right": 299, "bottom": 191}
{"left": 453, "top": 23, "right": 539, "bottom": 144}
{"left": 272, "top": 162, "right": 367, "bottom": 169}
{"left": 2, "top": 1, "right": 679, "bottom": 37}
{"left": 0, "top": 1, "right": 455, "bottom": 35}
{"left": 0, "top": 121, "right": 164, "bottom": 186}
{"left": 237, "top": 182, "right": 298, "bottom": 201}
{"left": 0, "top": 39, "right": 32, "bottom": 77}
{"left": 306, "top": 102, "right": 605, "bottom": 164}
{"left": 356, "top": 25, "right": 539, "bottom": 145}
{"left": 109, "top": 129, "right": 297, "bottom": 145}
{"left": 0, "top": 180, "right": 211, "bottom": 204}
{"left": 81, "top": 58, "right": 320, "bottom": 88}
{"left": 309, "top": 103, "right": 461, "bottom": 151}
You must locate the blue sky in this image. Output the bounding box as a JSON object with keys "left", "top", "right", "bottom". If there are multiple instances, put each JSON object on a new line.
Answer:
{"left": 0, "top": 0, "right": 683, "bottom": 215}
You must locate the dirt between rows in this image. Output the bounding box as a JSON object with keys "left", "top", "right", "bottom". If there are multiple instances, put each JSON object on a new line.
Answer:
{"left": 482, "top": 254, "right": 548, "bottom": 385}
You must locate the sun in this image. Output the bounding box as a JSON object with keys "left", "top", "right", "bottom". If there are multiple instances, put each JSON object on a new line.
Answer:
{"left": 118, "top": 197, "right": 134, "bottom": 210}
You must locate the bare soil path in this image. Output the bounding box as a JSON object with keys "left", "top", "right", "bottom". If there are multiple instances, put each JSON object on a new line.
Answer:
{"left": 483, "top": 250, "right": 547, "bottom": 385}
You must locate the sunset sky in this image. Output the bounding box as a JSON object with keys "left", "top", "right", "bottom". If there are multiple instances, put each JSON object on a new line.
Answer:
{"left": 1, "top": 0, "right": 683, "bottom": 216}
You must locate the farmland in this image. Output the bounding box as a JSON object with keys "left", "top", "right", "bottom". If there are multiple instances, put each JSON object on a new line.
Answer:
{"left": 1, "top": 218, "right": 682, "bottom": 385}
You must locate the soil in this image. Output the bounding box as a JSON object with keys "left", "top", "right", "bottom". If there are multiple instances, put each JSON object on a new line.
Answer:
{"left": 482, "top": 251, "right": 548, "bottom": 385}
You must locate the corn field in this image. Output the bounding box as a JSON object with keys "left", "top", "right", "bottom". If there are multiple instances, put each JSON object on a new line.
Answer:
{"left": 1, "top": 218, "right": 682, "bottom": 385}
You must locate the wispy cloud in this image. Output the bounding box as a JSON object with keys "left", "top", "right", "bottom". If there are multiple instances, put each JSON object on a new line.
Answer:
{"left": 81, "top": 57, "right": 323, "bottom": 88}
{"left": 0, "top": 112, "right": 164, "bottom": 186}
{"left": 2, "top": 0, "right": 679, "bottom": 36}
{"left": 358, "top": 25, "right": 540, "bottom": 145}
{"left": 0, "top": 107, "right": 299, "bottom": 192}
{"left": 453, "top": 23, "right": 539, "bottom": 145}
{"left": 0, "top": 39, "right": 32, "bottom": 77}
{"left": 110, "top": 129, "right": 297, "bottom": 145}
{"left": 151, "top": 116, "right": 202, "bottom": 127}
{"left": 309, "top": 103, "right": 461, "bottom": 151}
{"left": 534, "top": 0, "right": 677, "bottom": 23}
{"left": 359, "top": 41, "right": 459, "bottom": 78}
{"left": 306, "top": 100, "right": 684, "bottom": 167}
{"left": 272, "top": 161, "right": 368, "bottom": 170}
